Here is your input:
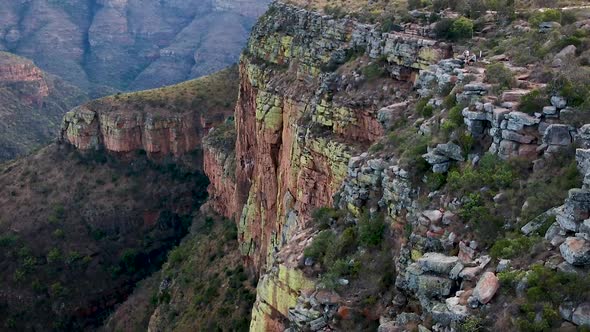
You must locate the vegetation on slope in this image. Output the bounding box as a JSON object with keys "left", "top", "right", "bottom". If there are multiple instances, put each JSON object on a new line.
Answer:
{"left": 104, "top": 214, "right": 257, "bottom": 332}
{"left": 87, "top": 66, "right": 239, "bottom": 115}
{"left": 0, "top": 144, "right": 209, "bottom": 330}
{"left": 0, "top": 52, "right": 88, "bottom": 162}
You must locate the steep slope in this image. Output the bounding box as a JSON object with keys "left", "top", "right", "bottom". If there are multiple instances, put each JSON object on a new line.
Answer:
{"left": 0, "top": 68, "right": 238, "bottom": 331}
{"left": 198, "top": 2, "right": 590, "bottom": 331}
{"left": 0, "top": 52, "right": 88, "bottom": 162}
{"left": 0, "top": 0, "right": 269, "bottom": 95}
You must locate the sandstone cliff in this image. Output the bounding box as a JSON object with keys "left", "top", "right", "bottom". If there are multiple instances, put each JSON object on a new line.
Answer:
{"left": 60, "top": 66, "right": 238, "bottom": 167}
{"left": 0, "top": 52, "right": 87, "bottom": 161}
{"left": 0, "top": 0, "right": 269, "bottom": 95}
{"left": 198, "top": 2, "right": 590, "bottom": 331}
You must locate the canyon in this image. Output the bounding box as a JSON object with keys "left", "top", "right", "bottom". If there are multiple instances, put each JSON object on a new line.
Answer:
{"left": 2, "top": 0, "right": 590, "bottom": 331}
{"left": 0, "top": 0, "right": 270, "bottom": 96}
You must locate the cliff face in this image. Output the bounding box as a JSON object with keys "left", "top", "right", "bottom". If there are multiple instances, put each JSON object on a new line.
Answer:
{"left": 0, "top": 0, "right": 269, "bottom": 95}
{"left": 199, "top": 2, "right": 450, "bottom": 330}
{"left": 60, "top": 67, "right": 238, "bottom": 166}
{"left": 0, "top": 52, "right": 87, "bottom": 161}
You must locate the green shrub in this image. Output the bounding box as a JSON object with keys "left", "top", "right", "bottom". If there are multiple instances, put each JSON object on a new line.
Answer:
{"left": 497, "top": 269, "right": 526, "bottom": 288}
{"left": 358, "top": 212, "right": 386, "bottom": 247}
{"left": 447, "top": 153, "right": 516, "bottom": 193}
{"left": 518, "top": 89, "right": 548, "bottom": 114}
{"left": 312, "top": 207, "right": 342, "bottom": 230}
{"left": 426, "top": 172, "right": 447, "bottom": 191}
{"left": 362, "top": 63, "right": 387, "bottom": 80}
{"left": 450, "top": 17, "right": 474, "bottom": 39}
{"left": 490, "top": 234, "right": 536, "bottom": 259}
{"left": 324, "top": 5, "right": 346, "bottom": 19}
{"left": 47, "top": 248, "right": 62, "bottom": 264}
{"left": 448, "top": 105, "right": 464, "bottom": 126}
{"left": 421, "top": 104, "right": 434, "bottom": 117}
{"left": 529, "top": 9, "right": 561, "bottom": 26}
{"left": 434, "top": 18, "right": 455, "bottom": 39}
{"left": 304, "top": 230, "right": 336, "bottom": 259}
{"left": 485, "top": 63, "right": 515, "bottom": 91}
{"left": 459, "top": 316, "right": 485, "bottom": 332}
{"left": 0, "top": 234, "right": 18, "bottom": 247}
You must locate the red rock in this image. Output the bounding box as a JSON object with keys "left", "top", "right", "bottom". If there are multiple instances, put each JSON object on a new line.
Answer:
{"left": 473, "top": 272, "right": 500, "bottom": 304}
{"left": 338, "top": 306, "right": 352, "bottom": 320}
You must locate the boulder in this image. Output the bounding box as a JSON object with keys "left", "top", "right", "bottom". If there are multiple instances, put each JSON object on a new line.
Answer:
{"left": 497, "top": 259, "right": 511, "bottom": 272}
{"left": 551, "top": 96, "right": 567, "bottom": 109}
{"left": 417, "top": 274, "right": 454, "bottom": 297}
{"left": 506, "top": 111, "right": 540, "bottom": 131}
{"left": 560, "top": 237, "right": 590, "bottom": 266}
{"left": 418, "top": 253, "right": 460, "bottom": 275}
{"left": 572, "top": 302, "right": 590, "bottom": 327}
{"left": 473, "top": 272, "right": 499, "bottom": 304}
{"left": 539, "top": 21, "right": 561, "bottom": 33}
{"left": 555, "top": 45, "right": 577, "bottom": 60}
{"left": 542, "top": 106, "right": 557, "bottom": 116}
{"left": 436, "top": 143, "right": 464, "bottom": 161}
{"left": 423, "top": 210, "right": 443, "bottom": 223}
{"left": 543, "top": 124, "right": 573, "bottom": 146}
{"left": 458, "top": 241, "right": 476, "bottom": 263}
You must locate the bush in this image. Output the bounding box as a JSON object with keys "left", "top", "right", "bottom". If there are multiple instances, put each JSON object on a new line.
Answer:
{"left": 304, "top": 230, "right": 336, "bottom": 259}
{"left": 447, "top": 153, "right": 516, "bottom": 193}
{"left": 450, "top": 17, "right": 474, "bottom": 39}
{"left": 362, "top": 63, "right": 387, "bottom": 80}
{"left": 47, "top": 248, "right": 62, "bottom": 264}
{"left": 529, "top": 9, "right": 561, "bottom": 26}
{"left": 434, "top": 18, "right": 455, "bottom": 39}
{"left": 358, "top": 212, "right": 386, "bottom": 247}
{"left": 448, "top": 105, "right": 464, "bottom": 126}
{"left": 490, "top": 234, "right": 536, "bottom": 259}
{"left": 312, "top": 207, "right": 342, "bottom": 230}
{"left": 518, "top": 89, "right": 548, "bottom": 114}
{"left": 485, "top": 63, "right": 515, "bottom": 91}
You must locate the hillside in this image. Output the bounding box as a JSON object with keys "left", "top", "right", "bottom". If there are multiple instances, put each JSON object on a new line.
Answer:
{"left": 0, "top": 0, "right": 269, "bottom": 96}
{"left": 0, "top": 68, "right": 238, "bottom": 331}
{"left": 0, "top": 52, "right": 88, "bottom": 162}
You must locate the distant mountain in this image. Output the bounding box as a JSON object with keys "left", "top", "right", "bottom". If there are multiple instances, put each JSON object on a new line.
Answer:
{"left": 0, "top": 0, "right": 269, "bottom": 96}
{"left": 0, "top": 52, "right": 88, "bottom": 162}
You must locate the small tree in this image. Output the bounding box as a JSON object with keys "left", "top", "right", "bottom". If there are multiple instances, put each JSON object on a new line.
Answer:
{"left": 450, "top": 17, "right": 474, "bottom": 39}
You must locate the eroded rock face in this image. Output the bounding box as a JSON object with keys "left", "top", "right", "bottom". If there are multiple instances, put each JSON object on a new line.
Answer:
{"left": 61, "top": 105, "right": 202, "bottom": 157}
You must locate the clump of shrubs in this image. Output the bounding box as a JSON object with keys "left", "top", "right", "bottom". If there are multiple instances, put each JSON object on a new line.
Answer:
{"left": 485, "top": 63, "right": 515, "bottom": 92}
{"left": 519, "top": 89, "right": 548, "bottom": 114}
{"left": 447, "top": 153, "right": 516, "bottom": 193}
{"left": 434, "top": 17, "right": 474, "bottom": 40}
{"left": 490, "top": 233, "right": 537, "bottom": 259}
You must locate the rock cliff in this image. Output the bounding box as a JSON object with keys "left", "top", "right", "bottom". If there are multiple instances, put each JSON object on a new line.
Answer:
{"left": 0, "top": 0, "right": 269, "bottom": 95}
{"left": 198, "top": 2, "right": 590, "bottom": 331}
{"left": 60, "top": 66, "right": 238, "bottom": 166}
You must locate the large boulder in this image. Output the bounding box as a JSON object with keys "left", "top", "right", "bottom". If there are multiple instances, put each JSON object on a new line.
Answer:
{"left": 418, "top": 253, "right": 460, "bottom": 275}
{"left": 572, "top": 302, "right": 590, "bottom": 327}
{"left": 543, "top": 124, "right": 573, "bottom": 146}
{"left": 473, "top": 272, "right": 499, "bottom": 304}
{"left": 560, "top": 237, "right": 590, "bottom": 266}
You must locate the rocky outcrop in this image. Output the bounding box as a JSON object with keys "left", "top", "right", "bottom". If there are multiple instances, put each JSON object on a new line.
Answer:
{"left": 202, "top": 122, "right": 238, "bottom": 218}
{"left": 60, "top": 67, "right": 238, "bottom": 165}
{"left": 60, "top": 105, "right": 202, "bottom": 157}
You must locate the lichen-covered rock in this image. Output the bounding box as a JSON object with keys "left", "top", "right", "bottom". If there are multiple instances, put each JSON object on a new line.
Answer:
{"left": 560, "top": 237, "right": 590, "bottom": 266}
{"left": 418, "top": 253, "right": 460, "bottom": 275}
